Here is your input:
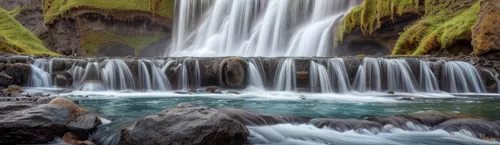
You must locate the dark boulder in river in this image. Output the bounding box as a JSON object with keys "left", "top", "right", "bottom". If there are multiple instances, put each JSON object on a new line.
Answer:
{"left": 0, "top": 97, "right": 102, "bottom": 144}
{"left": 120, "top": 106, "right": 249, "bottom": 145}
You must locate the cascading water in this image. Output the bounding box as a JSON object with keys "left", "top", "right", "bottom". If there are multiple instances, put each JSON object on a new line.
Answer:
{"left": 309, "top": 61, "right": 332, "bottom": 93}
{"left": 138, "top": 59, "right": 153, "bottom": 90}
{"left": 441, "top": 61, "right": 486, "bottom": 93}
{"left": 178, "top": 59, "right": 189, "bottom": 90}
{"left": 353, "top": 58, "right": 417, "bottom": 93}
{"left": 167, "top": 0, "right": 361, "bottom": 57}
{"left": 27, "top": 59, "right": 51, "bottom": 87}
{"left": 418, "top": 60, "right": 439, "bottom": 92}
{"left": 328, "top": 58, "right": 351, "bottom": 93}
{"left": 101, "top": 59, "right": 135, "bottom": 90}
{"left": 274, "top": 58, "right": 296, "bottom": 91}
{"left": 247, "top": 59, "right": 265, "bottom": 91}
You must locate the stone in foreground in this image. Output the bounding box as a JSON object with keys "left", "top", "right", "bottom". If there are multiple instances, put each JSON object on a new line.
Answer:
{"left": 0, "top": 97, "right": 101, "bottom": 144}
{"left": 120, "top": 106, "right": 249, "bottom": 145}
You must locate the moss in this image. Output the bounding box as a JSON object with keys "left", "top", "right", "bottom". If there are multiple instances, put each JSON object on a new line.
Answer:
{"left": 392, "top": 0, "right": 479, "bottom": 55}
{"left": 337, "top": 0, "right": 480, "bottom": 56}
{"left": 81, "top": 31, "right": 164, "bottom": 56}
{"left": 0, "top": 8, "right": 59, "bottom": 56}
{"left": 44, "top": 0, "right": 175, "bottom": 24}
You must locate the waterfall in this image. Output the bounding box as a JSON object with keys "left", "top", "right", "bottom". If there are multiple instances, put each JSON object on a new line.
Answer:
{"left": 178, "top": 59, "right": 189, "bottom": 91}
{"left": 167, "top": 0, "right": 360, "bottom": 57}
{"left": 27, "top": 59, "right": 51, "bottom": 87}
{"left": 101, "top": 59, "right": 135, "bottom": 90}
{"left": 138, "top": 59, "right": 153, "bottom": 91}
{"left": 309, "top": 61, "right": 332, "bottom": 93}
{"left": 194, "top": 59, "right": 201, "bottom": 89}
{"left": 68, "top": 63, "right": 85, "bottom": 86}
{"left": 274, "top": 58, "right": 296, "bottom": 91}
{"left": 441, "top": 61, "right": 486, "bottom": 93}
{"left": 76, "top": 81, "right": 107, "bottom": 91}
{"left": 247, "top": 59, "right": 265, "bottom": 90}
{"left": 353, "top": 58, "right": 417, "bottom": 93}
{"left": 418, "top": 60, "right": 439, "bottom": 92}
{"left": 328, "top": 58, "right": 351, "bottom": 93}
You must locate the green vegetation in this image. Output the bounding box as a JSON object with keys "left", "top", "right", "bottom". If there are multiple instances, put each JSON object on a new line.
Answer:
{"left": 0, "top": 8, "right": 59, "bottom": 56}
{"left": 44, "top": 0, "right": 175, "bottom": 24}
{"left": 337, "top": 0, "right": 481, "bottom": 56}
{"left": 81, "top": 31, "right": 164, "bottom": 56}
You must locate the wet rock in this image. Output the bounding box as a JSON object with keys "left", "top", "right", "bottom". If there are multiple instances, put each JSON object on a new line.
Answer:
{"left": 54, "top": 72, "right": 73, "bottom": 88}
{"left": 62, "top": 132, "right": 96, "bottom": 145}
{"left": 3, "top": 85, "right": 23, "bottom": 96}
{"left": 219, "top": 58, "right": 248, "bottom": 89}
{"left": 435, "top": 118, "right": 500, "bottom": 141}
{"left": 4, "top": 63, "right": 30, "bottom": 86}
{"left": 0, "top": 97, "right": 101, "bottom": 144}
{"left": 309, "top": 118, "right": 383, "bottom": 132}
{"left": 388, "top": 90, "right": 395, "bottom": 94}
{"left": 0, "top": 71, "right": 14, "bottom": 88}
{"left": 120, "top": 106, "right": 248, "bottom": 145}
{"left": 205, "top": 87, "right": 222, "bottom": 93}
{"left": 367, "top": 112, "right": 473, "bottom": 129}
{"left": 218, "top": 108, "right": 310, "bottom": 126}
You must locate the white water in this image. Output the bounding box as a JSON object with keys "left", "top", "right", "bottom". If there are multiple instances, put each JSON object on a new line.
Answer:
{"left": 138, "top": 59, "right": 153, "bottom": 90}
{"left": 101, "top": 59, "right": 135, "bottom": 90}
{"left": 27, "top": 59, "right": 52, "bottom": 87}
{"left": 178, "top": 59, "right": 189, "bottom": 90}
{"left": 167, "top": 0, "right": 360, "bottom": 57}
{"left": 247, "top": 59, "right": 265, "bottom": 91}
{"left": 328, "top": 58, "right": 351, "bottom": 93}
{"left": 419, "top": 60, "right": 439, "bottom": 92}
{"left": 248, "top": 124, "right": 500, "bottom": 145}
{"left": 353, "top": 58, "right": 417, "bottom": 93}
{"left": 441, "top": 61, "right": 486, "bottom": 93}
{"left": 274, "top": 59, "right": 296, "bottom": 91}
{"left": 310, "top": 61, "right": 332, "bottom": 93}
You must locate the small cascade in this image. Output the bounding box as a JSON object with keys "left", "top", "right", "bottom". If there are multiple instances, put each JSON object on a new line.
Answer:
{"left": 101, "top": 59, "right": 135, "bottom": 90}
{"left": 151, "top": 60, "right": 172, "bottom": 91}
{"left": 68, "top": 63, "right": 85, "bottom": 86}
{"left": 328, "top": 58, "right": 351, "bottom": 93}
{"left": 247, "top": 59, "right": 265, "bottom": 90}
{"left": 27, "top": 59, "right": 51, "bottom": 87}
{"left": 441, "top": 61, "right": 486, "bottom": 93}
{"left": 77, "top": 81, "right": 107, "bottom": 91}
{"left": 352, "top": 58, "right": 381, "bottom": 92}
{"left": 309, "top": 61, "right": 332, "bottom": 93}
{"left": 80, "top": 62, "right": 100, "bottom": 83}
{"left": 138, "top": 59, "right": 153, "bottom": 90}
{"left": 353, "top": 58, "right": 417, "bottom": 92}
{"left": 194, "top": 59, "right": 201, "bottom": 89}
{"left": 418, "top": 60, "right": 439, "bottom": 92}
{"left": 178, "top": 59, "right": 189, "bottom": 91}
{"left": 274, "top": 58, "right": 296, "bottom": 91}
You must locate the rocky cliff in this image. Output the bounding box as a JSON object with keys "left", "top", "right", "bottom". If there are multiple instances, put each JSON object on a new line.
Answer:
{"left": 335, "top": 0, "right": 500, "bottom": 58}
{"left": 0, "top": 0, "right": 174, "bottom": 57}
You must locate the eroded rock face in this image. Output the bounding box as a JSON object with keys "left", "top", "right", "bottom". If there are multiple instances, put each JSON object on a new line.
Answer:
{"left": 0, "top": 97, "right": 101, "bottom": 144}
{"left": 120, "top": 106, "right": 248, "bottom": 145}
{"left": 219, "top": 58, "right": 248, "bottom": 89}
{"left": 1, "top": 0, "right": 46, "bottom": 35}
{"left": 472, "top": 0, "right": 500, "bottom": 58}
{"left": 54, "top": 72, "right": 73, "bottom": 88}
{"left": 4, "top": 63, "right": 30, "bottom": 86}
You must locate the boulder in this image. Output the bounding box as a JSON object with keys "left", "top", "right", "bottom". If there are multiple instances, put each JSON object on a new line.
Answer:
{"left": 3, "top": 85, "right": 23, "bottom": 96}
{"left": 309, "top": 118, "right": 383, "bottom": 132}
{"left": 218, "top": 108, "right": 310, "bottom": 126}
{"left": 0, "top": 71, "right": 14, "bottom": 88}
{"left": 4, "top": 63, "right": 30, "bottom": 86}
{"left": 0, "top": 97, "right": 101, "bottom": 144}
{"left": 54, "top": 72, "right": 73, "bottom": 88}
{"left": 120, "top": 106, "right": 248, "bottom": 145}
{"left": 218, "top": 58, "right": 248, "bottom": 89}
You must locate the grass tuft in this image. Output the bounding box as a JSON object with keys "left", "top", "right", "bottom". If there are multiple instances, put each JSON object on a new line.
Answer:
{"left": 0, "top": 8, "right": 59, "bottom": 56}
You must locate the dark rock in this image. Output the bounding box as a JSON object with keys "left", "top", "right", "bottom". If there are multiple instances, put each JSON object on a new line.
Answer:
{"left": 0, "top": 97, "right": 101, "bottom": 144}
{"left": 0, "top": 71, "right": 14, "bottom": 88}
{"left": 120, "top": 106, "right": 248, "bottom": 145}
{"left": 219, "top": 58, "right": 248, "bottom": 89}
{"left": 205, "top": 87, "right": 222, "bottom": 93}
{"left": 309, "top": 118, "right": 383, "bottom": 132}
{"left": 218, "top": 108, "right": 310, "bottom": 126}
{"left": 387, "top": 90, "right": 395, "bottom": 94}
{"left": 54, "top": 72, "right": 73, "bottom": 88}
{"left": 4, "top": 63, "right": 30, "bottom": 86}
{"left": 62, "top": 132, "right": 96, "bottom": 145}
